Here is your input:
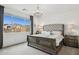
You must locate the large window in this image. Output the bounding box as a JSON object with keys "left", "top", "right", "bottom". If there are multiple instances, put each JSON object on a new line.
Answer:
{"left": 3, "top": 15, "right": 12, "bottom": 32}
{"left": 3, "top": 15, "right": 31, "bottom": 33}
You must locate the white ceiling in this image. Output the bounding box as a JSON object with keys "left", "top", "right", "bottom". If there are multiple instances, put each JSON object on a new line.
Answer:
{"left": 2, "top": 4, "right": 79, "bottom": 16}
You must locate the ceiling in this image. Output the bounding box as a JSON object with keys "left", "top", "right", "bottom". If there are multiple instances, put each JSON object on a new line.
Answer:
{"left": 2, "top": 4, "right": 79, "bottom": 16}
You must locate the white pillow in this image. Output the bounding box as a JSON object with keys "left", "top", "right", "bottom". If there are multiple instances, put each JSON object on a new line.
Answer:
{"left": 41, "top": 31, "right": 50, "bottom": 35}
{"left": 52, "top": 31, "right": 62, "bottom": 35}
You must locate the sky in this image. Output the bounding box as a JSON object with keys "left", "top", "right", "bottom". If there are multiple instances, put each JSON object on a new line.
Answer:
{"left": 4, "top": 15, "right": 31, "bottom": 25}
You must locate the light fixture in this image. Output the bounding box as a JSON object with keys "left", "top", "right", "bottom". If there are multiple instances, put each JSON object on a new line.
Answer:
{"left": 33, "top": 4, "right": 42, "bottom": 17}
{"left": 68, "top": 24, "right": 77, "bottom": 35}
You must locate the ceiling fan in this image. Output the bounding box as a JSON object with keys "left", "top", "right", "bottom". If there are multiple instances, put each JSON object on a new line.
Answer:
{"left": 33, "top": 4, "right": 42, "bottom": 17}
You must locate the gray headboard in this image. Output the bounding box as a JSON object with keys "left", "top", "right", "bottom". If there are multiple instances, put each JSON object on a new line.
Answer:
{"left": 43, "top": 24, "right": 64, "bottom": 36}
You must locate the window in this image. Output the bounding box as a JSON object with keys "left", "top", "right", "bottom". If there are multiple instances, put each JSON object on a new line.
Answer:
{"left": 3, "top": 15, "right": 12, "bottom": 32}
{"left": 3, "top": 15, "right": 31, "bottom": 33}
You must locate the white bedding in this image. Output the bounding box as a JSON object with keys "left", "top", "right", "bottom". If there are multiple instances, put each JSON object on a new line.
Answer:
{"left": 30, "top": 34, "right": 64, "bottom": 46}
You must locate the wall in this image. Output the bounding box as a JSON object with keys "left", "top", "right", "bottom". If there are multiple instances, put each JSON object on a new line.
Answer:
{"left": 34, "top": 7, "right": 79, "bottom": 35}
{"left": 3, "top": 32, "right": 30, "bottom": 47}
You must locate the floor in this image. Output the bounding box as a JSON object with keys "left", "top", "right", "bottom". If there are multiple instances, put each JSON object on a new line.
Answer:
{"left": 58, "top": 46, "right": 79, "bottom": 55}
{"left": 0, "top": 43, "right": 79, "bottom": 55}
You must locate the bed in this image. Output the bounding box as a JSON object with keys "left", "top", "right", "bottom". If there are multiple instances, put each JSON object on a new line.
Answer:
{"left": 27, "top": 24, "right": 64, "bottom": 55}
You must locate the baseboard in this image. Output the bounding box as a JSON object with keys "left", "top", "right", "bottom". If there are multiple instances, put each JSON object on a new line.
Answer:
{"left": 2, "top": 41, "right": 27, "bottom": 49}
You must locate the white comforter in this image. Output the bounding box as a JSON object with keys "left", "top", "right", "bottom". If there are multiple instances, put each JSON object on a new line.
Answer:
{"left": 30, "top": 34, "right": 64, "bottom": 46}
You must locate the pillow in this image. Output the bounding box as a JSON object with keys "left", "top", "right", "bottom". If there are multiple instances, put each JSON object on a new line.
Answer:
{"left": 50, "top": 32, "right": 53, "bottom": 35}
{"left": 41, "top": 31, "right": 50, "bottom": 35}
{"left": 52, "top": 31, "right": 62, "bottom": 35}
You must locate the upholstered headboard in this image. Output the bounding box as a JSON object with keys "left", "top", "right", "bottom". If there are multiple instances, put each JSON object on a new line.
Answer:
{"left": 43, "top": 24, "right": 64, "bottom": 36}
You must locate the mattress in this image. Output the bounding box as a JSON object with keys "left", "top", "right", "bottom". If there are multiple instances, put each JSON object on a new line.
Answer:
{"left": 30, "top": 34, "right": 64, "bottom": 46}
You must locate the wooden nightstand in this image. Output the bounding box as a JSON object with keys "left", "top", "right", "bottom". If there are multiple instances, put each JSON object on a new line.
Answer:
{"left": 64, "top": 35, "right": 79, "bottom": 48}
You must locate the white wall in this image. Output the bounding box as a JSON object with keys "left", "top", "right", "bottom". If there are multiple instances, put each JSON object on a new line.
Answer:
{"left": 34, "top": 5, "right": 79, "bottom": 34}
{"left": 34, "top": 7, "right": 79, "bottom": 24}
{"left": 3, "top": 32, "right": 30, "bottom": 47}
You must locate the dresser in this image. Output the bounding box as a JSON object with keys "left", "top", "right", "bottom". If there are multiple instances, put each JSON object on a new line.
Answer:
{"left": 64, "top": 35, "right": 79, "bottom": 48}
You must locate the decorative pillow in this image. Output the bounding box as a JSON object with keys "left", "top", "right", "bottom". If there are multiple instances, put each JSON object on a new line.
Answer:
{"left": 52, "top": 31, "right": 62, "bottom": 35}
{"left": 50, "top": 32, "right": 53, "bottom": 35}
{"left": 41, "top": 31, "right": 50, "bottom": 35}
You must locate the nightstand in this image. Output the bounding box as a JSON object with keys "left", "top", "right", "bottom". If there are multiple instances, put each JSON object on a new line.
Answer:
{"left": 64, "top": 35, "right": 79, "bottom": 48}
